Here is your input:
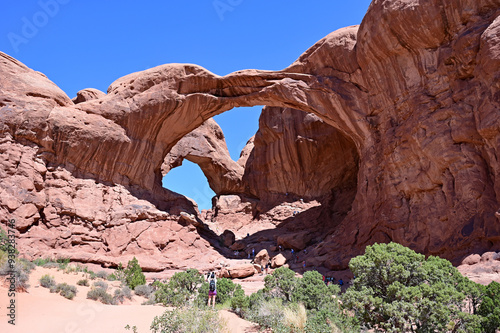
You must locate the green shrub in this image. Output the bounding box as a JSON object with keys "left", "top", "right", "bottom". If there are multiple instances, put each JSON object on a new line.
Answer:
{"left": 169, "top": 268, "right": 204, "bottom": 293}
{"left": 305, "top": 301, "right": 359, "bottom": 333}
{"left": 93, "top": 281, "right": 108, "bottom": 290}
{"left": 134, "top": 284, "right": 153, "bottom": 298}
{"left": 124, "top": 257, "right": 146, "bottom": 290}
{"left": 87, "top": 287, "right": 115, "bottom": 305}
{"left": 154, "top": 269, "right": 204, "bottom": 307}
{"left": 293, "top": 270, "right": 336, "bottom": 310}
{"left": 51, "top": 283, "right": 77, "bottom": 300}
{"left": 121, "top": 285, "right": 133, "bottom": 299}
{"left": 230, "top": 286, "right": 249, "bottom": 316}
{"left": 77, "top": 279, "right": 89, "bottom": 287}
{"left": 113, "top": 286, "right": 133, "bottom": 304}
{"left": 478, "top": 281, "right": 500, "bottom": 332}
{"left": 150, "top": 306, "right": 227, "bottom": 333}
{"left": 342, "top": 242, "right": 481, "bottom": 332}
{"left": 56, "top": 258, "right": 70, "bottom": 270}
{"left": 107, "top": 273, "right": 117, "bottom": 281}
{"left": 40, "top": 274, "right": 56, "bottom": 289}
{"left": 33, "top": 257, "right": 52, "bottom": 266}
{"left": 264, "top": 266, "right": 297, "bottom": 302}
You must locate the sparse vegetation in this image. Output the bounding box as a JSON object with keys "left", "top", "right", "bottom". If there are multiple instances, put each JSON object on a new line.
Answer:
{"left": 87, "top": 286, "right": 115, "bottom": 305}
{"left": 150, "top": 306, "right": 227, "bottom": 333}
{"left": 134, "top": 284, "right": 153, "bottom": 298}
{"left": 50, "top": 282, "right": 77, "bottom": 300}
{"left": 77, "top": 279, "right": 89, "bottom": 287}
{"left": 40, "top": 274, "right": 56, "bottom": 289}
{"left": 93, "top": 280, "right": 108, "bottom": 290}
{"left": 96, "top": 270, "right": 108, "bottom": 279}
{"left": 0, "top": 257, "right": 34, "bottom": 291}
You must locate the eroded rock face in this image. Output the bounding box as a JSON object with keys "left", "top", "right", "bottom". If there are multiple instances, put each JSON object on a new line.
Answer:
{"left": 1, "top": 0, "right": 500, "bottom": 270}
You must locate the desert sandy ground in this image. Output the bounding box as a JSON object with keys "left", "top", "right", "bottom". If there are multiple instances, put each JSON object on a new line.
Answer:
{"left": 0, "top": 266, "right": 261, "bottom": 333}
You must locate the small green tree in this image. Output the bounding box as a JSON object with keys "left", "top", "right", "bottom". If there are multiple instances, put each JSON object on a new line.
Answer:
{"left": 478, "top": 281, "right": 500, "bottom": 333}
{"left": 124, "top": 257, "right": 145, "bottom": 290}
{"left": 342, "top": 242, "right": 481, "bottom": 332}
{"left": 264, "top": 266, "right": 297, "bottom": 302}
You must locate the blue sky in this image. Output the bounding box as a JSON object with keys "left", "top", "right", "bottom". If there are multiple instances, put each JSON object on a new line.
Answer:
{"left": 1, "top": 0, "right": 372, "bottom": 210}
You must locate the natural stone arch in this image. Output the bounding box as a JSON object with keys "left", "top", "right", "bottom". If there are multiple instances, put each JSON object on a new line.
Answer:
{"left": 2, "top": 0, "right": 500, "bottom": 269}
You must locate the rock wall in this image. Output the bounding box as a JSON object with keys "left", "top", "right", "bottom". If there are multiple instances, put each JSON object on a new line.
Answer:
{"left": 1, "top": 0, "right": 500, "bottom": 269}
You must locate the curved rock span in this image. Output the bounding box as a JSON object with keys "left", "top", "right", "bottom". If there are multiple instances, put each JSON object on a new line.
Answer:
{"left": 1, "top": 0, "right": 500, "bottom": 270}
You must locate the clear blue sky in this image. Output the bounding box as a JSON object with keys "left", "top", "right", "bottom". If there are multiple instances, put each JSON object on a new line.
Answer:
{"left": 1, "top": 0, "right": 371, "bottom": 210}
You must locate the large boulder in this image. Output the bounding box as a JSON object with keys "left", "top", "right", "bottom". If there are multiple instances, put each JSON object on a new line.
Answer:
{"left": 271, "top": 253, "right": 287, "bottom": 268}
{"left": 221, "top": 264, "right": 256, "bottom": 278}
{"left": 254, "top": 249, "right": 270, "bottom": 266}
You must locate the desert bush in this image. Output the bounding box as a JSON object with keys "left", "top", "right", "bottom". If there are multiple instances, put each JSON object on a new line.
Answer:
{"left": 55, "top": 258, "right": 70, "bottom": 270}
{"left": 96, "top": 270, "right": 108, "bottom": 279}
{"left": 40, "top": 274, "right": 56, "bottom": 288}
{"left": 342, "top": 242, "right": 481, "bottom": 332}
{"left": 87, "top": 287, "right": 115, "bottom": 305}
{"left": 124, "top": 257, "right": 146, "bottom": 290}
{"left": 93, "top": 280, "right": 108, "bottom": 290}
{"left": 142, "top": 293, "right": 157, "bottom": 305}
{"left": 43, "top": 262, "right": 59, "bottom": 269}
{"left": 77, "top": 279, "right": 89, "bottom": 287}
{"left": 134, "top": 284, "right": 153, "bottom": 298}
{"left": 114, "top": 285, "right": 133, "bottom": 304}
{"left": 150, "top": 306, "right": 227, "bottom": 333}
{"left": 122, "top": 285, "right": 133, "bottom": 299}
{"left": 1, "top": 260, "right": 31, "bottom": 291}
{"left": 107, "top": 273, "right": 117, "bottom": 281}
{"left": 51, "top": 283, "right": 77, "bottom": 300}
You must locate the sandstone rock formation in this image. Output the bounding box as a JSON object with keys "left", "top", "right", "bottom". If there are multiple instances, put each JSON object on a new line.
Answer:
{"left": 1, "top": 0, "right": 500, "bottom": 271}
{"left": 162, "top": 119, "right": 245, "bottom": 195}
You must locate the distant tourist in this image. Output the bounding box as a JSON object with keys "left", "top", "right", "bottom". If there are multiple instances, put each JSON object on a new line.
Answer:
{"left": 207, "top": 271, "right": 217, "bottom": 308}
{"left": 252, "top": 248, "right": 255, "bottom": 258}
{"left": 302, "top": 261, "right": 306, "bottom": 270}
{"left": 265, "top": 261, "right": 271, "bottom": 274}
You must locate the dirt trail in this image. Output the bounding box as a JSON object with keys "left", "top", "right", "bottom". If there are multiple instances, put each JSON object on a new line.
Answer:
{"left": 219, "top": 310, "right": 260, "bottom": 333}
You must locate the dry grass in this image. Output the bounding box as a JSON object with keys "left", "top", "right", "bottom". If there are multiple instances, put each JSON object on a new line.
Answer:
{"left": 283, "top": 303, "right": 307, "bottom": 332}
